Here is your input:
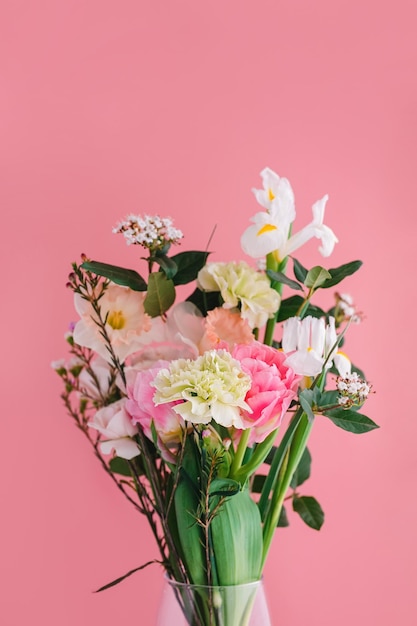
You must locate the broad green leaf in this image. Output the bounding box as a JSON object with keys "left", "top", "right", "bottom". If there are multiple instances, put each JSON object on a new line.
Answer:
{"left": 81, "top": 261, "right": 147, "bottom": 291}
{"left": 267, "top": 269, "right": 304, "bottom": 291}
{"left": 277, "top": 505, "right": 289, "bottom": 527}
{"left": 277, "top": 296, "right": 325, "bottom": 322}
{"left": 171, "top": 250, "right": 210, "bottom": 285}
{"left": 209, "top": 478, "right": 240, "bottom": 498}
{"left": 186, "top": 287, "right": 221, "bottom": 315}
{"left": 174, "top": 439, "right": 206, "bottom": 585}
{"left": 144, "top": 273, "right": 176, "bottom": 317}
{"left": 324, "top": 408, "right": 379, "bottom": 434}
{"left": 109, "top": 457, "right": 132, "bottom": 476}
{"left": 321, "top": 260, "right": 363, "bottom": 289}
{"left": 150, "top": 254, "right": 178, "bottom": 280}
{"left": 292, "top": 258, "right": 308, "bottom": 283}
{"left": 304, "top": 266, "right": 332, "bottom": 290}
{"left": 299, "top": 389, "right": 316, "bottom": 422}
{"left": 293, "top": 495, "right": 324, "bottom": 530}
{"left": 211, "top": 488, "right": 262, "bottom": 585}
{"left": 290, "top": 447, "right": 312, "bottom": 488}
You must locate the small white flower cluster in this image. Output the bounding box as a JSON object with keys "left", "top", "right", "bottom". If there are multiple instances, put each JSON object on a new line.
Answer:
{"left": 336, "top": 372, "right": 371, "bottom": 408}
{"left": 113, "top": 214, "right": 183, "bottom": 250}
{"left": 337, "top": 293, "right": 362, "bottom": 324}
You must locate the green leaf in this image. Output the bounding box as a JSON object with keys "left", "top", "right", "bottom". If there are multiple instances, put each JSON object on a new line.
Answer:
{"left": 264, "top": 446, "right": 277, "bottom": 466}
{"left": 171, "top": 250, "right": 210, "bottom": 285}
{"left": 209, "top": 478, "right": 240, "bottom": 498}
{"left": 267, "top": 269, "right": 304, "bottom": 292}
{"left": 150, "top": 253, "right": 178, "bottom": 280}
{"left": 321, "top": 260, "right": 363, "bottom": 289}
{"left": 211, "top": 488, "right": 263, "bottom": 585}
{"left": 292, "top": 258, "right": 308, "bottom": 283}
{"left": 144, "top": 273, "right": 176, "bottom": 317}
{"left": 186, "top": 287, "right": 221, "bottom": 315}
{"left": 81, "top": 261, "right": 147, "bottom": 291}
{"left": 277, "top": 505, "right": 289, "bottom": 527}
{"left": 174, "top": 440, "right": 206, "bottom": 585}
{"left": 299, "top": 389, "right": 316, "bottom": 422}
{"left": 277, "top": 296, "right": 325, "bottom": 322}
{"left": 293, "top": 495, "right": 324, "bottom": 530}
{"left": 290, "top": 447, "right": 312, "bottom": 488}
{"left": 252, "top": 474, "right": 266, "bottom": 493}
{"left": 324, "top": 408, "right": 379, "bottom": 434}
{"left": 304, "top": 266, "right": 332, "bottom": 290}
{"left": 109, "top": 457, "right": 132, "bottom": 477}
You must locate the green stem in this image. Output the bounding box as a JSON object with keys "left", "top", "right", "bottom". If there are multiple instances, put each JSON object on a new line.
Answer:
{"left": 263, "top": 254, "right": 288, "bottom": 346}
{"left": 261, "top": 413, "right": 313, "bottom": 567}
{"left": 230, "top": 428, "right": 250, "bottom": 478}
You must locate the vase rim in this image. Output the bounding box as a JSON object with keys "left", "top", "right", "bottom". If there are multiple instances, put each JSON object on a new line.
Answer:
{"left": 164, "top": 573, "right": 263, "bottom": 592}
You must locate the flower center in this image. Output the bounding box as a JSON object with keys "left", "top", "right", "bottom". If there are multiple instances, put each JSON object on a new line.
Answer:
{"left": 107, "top": 310, "right": 126, "bottom": 330}
{"left": 257, "top": 223, "right": 277, "bottom": 236}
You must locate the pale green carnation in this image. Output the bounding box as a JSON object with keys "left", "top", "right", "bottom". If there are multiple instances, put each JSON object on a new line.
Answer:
{"left": 197, "top": 261, "right": 280, "bottom": 329}
{"left": 152, "top": 350, "right": 251, "bottom": 428}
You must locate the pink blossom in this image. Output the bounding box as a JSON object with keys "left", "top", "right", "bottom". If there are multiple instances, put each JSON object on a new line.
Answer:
{"left": 232, "top": 343, "right": 301, "bottom": 444}
{"left": 125, "top": 365, "right": 185, "bottom": 460}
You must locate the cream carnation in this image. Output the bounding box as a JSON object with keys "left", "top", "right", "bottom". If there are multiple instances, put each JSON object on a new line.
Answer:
{"left": 152, "top": 350, "right": 251, "bottom": 428}
{"left": 197, "top": 261, "right": 280, "bottom": 329}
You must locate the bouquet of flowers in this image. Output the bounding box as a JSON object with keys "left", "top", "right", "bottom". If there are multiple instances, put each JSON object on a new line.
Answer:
{"left": 54, "top": 167, "right": 376, "bottom": 625}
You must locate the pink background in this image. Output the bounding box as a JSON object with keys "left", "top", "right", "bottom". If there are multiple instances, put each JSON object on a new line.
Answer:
{"left": 1, "top": 1, "right": 416, "bottom": 624}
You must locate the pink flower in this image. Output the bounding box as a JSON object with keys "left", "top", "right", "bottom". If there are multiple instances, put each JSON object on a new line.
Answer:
{"left": 232, "top": 343, "right": 300, "bottom": 444}
{"left": 125, "top": 364, "right": 186, "bottom": 460}
{"left": 199, "top": 308, "right": 254, "bottom": 352}
{"left": 88, "top": 399, "right": 140, "bottom": 460}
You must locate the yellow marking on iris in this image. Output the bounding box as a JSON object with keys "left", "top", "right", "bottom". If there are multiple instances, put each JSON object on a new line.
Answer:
{"left": 257, "top": 223, "right": 277, "bottom": 236}
{"left": 107, "top": 310, "right": 126, "bottom": 330}
{"left": 268, "top": 188, "right": 275, "bottom": 201}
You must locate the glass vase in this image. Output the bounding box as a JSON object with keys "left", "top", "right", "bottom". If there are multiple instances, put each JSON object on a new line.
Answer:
{"left": 157, "top": 576, "right": 271, "bottom": 626}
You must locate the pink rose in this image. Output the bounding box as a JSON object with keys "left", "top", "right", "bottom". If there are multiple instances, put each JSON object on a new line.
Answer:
{"left": 125, "top": 364, "right": 185, "bottom": 460}
{"left": 232, "top": 343, "right": 301, "bottom": 444}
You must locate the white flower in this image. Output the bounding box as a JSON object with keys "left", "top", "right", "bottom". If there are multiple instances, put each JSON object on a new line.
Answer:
{"left": 282, "top": 315, "right": 349, "bottom": 377}
{"left": 284, "top": 195, "right": 338, "bottom": 258}
{"left": 241, "top": 167, "right": 338, "bottom": 262}
{"left": 113, "top": 214, "right": 183, "bottom": 250}
{"left": 336, "top": 372, "right": 371, "bottom": 407}
{"left": 197, "top": 261, "right": 280, "bottom": 329}
{"left": 73, "top": 284, "right": 152, "bottom": 364}
{"left": 88, "top": 399, "right": 140, "bottom": 459}
{"left": 152, "top": 350, "right": 252, "bottom": 428}
{"left": 78, "top": 356, "right": 114, "bottom": 400}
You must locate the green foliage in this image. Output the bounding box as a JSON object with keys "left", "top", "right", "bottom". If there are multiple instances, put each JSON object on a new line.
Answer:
{"left": 211, "top": 488, "right": 263, "bottom": 585}
{"left": 323, "top": 408, "right": 379, "bottom": 434}
{"left": 109, "top": 457, "right": 132, "bottom": 477}
{"left": 144, "top": 273, "right": 176, "bottom": 317}
{"left": 170, "top": 250, "right": 210, "bottom": 285}
{"left": 290, "top": 447, "right": 312, "bottom": 489}
{"left": 321, "top": 260, "right": 363, "bottom": 288}
{"left": 81, "top": 260, "right": 147, "bottom": 291}
{"left": 267, "top": 269, "right": 304, "bottom": 292}
{"left": 292, "top": 495, "right": 324, "bottom": 530}
{"left": 277, "top": 296, "right": 325, "bottom": 322}
{"left": 292, "top": 257, "right": 308, "bottom": 283}
{"left": 186, "top": 287, "right": 221, "bottom": 315}
{"left": 304, "top": 266, "right": 332, "bottom": 290}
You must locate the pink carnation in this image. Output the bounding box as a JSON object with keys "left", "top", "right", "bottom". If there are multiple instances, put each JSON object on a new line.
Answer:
{"left": 125, "top": 364, "right": 185, "bottom": 461}
{"left": 232, "top": 343, "right": 301, "bottom": 444}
